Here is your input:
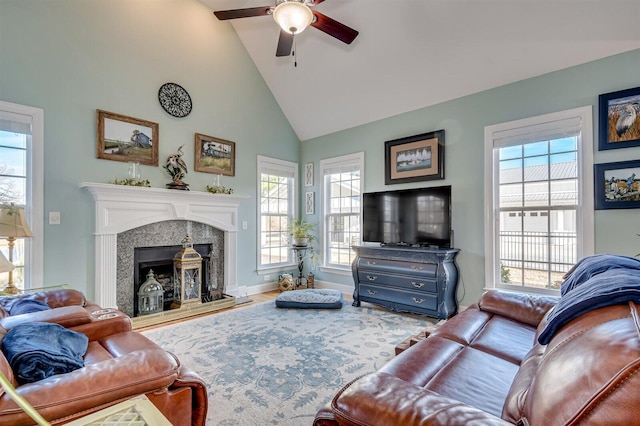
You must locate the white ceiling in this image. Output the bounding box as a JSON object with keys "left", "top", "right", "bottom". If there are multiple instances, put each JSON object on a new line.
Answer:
{"left": 199, "top": 0, "right": 640, "bottom": 141}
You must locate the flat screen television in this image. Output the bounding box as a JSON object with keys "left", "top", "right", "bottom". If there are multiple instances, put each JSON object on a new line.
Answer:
{"left": 362, "top": 185, "right": 452, "bottom": 248}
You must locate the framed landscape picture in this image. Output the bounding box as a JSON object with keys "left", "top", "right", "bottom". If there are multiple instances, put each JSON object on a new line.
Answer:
{"left": 594, "top": 159, "right": 640, "bottom": 210}
{"left": 194, "top": 133, "right": 236, "bottom": 176}
{"left": 385, "top": 130, "right": 445, "bottom": 185}
{"left": 96, "top": 110, "right": 159, "bottom": 166}
{"left": 598, "top": 86, "right": 640, "bottom": 150}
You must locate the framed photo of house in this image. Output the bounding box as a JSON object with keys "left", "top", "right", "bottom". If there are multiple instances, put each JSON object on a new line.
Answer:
{"left": 194, "top": 133, "right": 236, "bottom": 176}
{"left": 385, "top": 130, "right": 445, "bottom": 185}
{"left": 594, "top": 159, "right": 640, "bottom": 210}
{"left": 96, "top": 110, "right": 159, "bottom": 166}
{"left": 598, "top": 86, "right": 640, "bottom": 150}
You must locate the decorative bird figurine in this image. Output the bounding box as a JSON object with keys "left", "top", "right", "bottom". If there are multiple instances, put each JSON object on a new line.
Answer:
{"left": 164, "top": 144, "right": 189, "bottom": 190}
{"left": 615, "top": 102, "right": 639, "bottom": 138}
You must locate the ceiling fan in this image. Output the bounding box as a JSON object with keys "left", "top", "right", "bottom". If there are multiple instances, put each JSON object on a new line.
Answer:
{"left": 213, "top": 0, "right": 359, "bottom": 57}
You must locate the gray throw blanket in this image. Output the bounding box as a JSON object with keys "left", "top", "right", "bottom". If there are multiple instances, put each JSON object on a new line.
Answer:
{"left": 2, "top": 322, "right": 88, "bottom": 384}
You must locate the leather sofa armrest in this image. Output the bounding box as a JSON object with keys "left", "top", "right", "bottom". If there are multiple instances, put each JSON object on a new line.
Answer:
{"left": 0, "top": 305, "right": 92, "bottom": 330}
{"left": 478, "top": 290, "right": 558, "bottom": 327}
{"left": 174, "top": 364, "right": 209, "bottom": 425}
{"left": 69, "top": 309, "right": 132, "bottom": 341}
{"left": 332, "top": 373, "right": 513, "bottom": 426}
{"left": 0, "top": 349, "right": 178, "bottom": 425}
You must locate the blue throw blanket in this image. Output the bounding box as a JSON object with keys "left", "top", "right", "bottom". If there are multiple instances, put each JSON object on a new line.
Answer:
{"left": 8, "top": 299, "right": 51, "bottom": 316}
{"left": 2, "top": 322, "right": 88, "bottom": 384}
{"left": 538, "top": 268, "right": 640, "bottom": 345}
{"left": 561, "top": 254, "right": 640, "bottom": 296}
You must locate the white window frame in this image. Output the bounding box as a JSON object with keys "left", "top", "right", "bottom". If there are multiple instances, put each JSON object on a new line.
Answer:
{"left": 0, "top": 100, "right": 44, "bottom": 289}
{"left": 256, "top": 155, "right": 297, "bottom": 273}
{"left": 319, "top": 152, "right": 365, "bottom": 275}
{"left": 483, "top": 106, "right": 594, "bottom": 294}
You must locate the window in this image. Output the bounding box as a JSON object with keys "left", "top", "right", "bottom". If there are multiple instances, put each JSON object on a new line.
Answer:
{"left": 484, "top": 106, "right": 594, "bottom": 294}
{"left": 0, "top": 100, "right": 44, "bottom": 290}
{"left": 257, "top": 156, "right": 297, "bottom": 270}
{"left": 320, "top": 152, "right": 364, "bottom": 271}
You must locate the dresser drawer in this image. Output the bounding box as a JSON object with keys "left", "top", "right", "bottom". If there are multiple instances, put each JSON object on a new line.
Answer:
{"left": 357, "top": 271, "right": 437, "bottom": 293}
{"left": 357, "top": 257, "right": 437, "bottom": 277}
{"left": 359, "top": 284, "right": 438, "bottom": 311}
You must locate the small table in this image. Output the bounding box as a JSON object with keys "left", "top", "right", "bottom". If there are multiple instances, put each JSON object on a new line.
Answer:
{"left": 291, "top": 246, "right": 310, "bottom": 289}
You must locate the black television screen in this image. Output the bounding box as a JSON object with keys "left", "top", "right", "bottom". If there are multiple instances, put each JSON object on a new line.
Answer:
{"left": 362, "top": 185, "right": 452, "bottom": 247}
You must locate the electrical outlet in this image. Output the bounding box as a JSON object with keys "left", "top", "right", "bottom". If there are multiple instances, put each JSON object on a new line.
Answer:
{"left": 263, "top": 274, "right": 271, "bottom": 281}
{"left": 49, "top": 211, "right": 61, "bottom": 225}
{"left": 242, "top": 220, "right": 248, "bottom": 230}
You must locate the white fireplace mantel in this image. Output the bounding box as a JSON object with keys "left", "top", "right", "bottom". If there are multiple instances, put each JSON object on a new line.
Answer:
{"left": 81, "top": 182, "right": 249, "bottom": 308}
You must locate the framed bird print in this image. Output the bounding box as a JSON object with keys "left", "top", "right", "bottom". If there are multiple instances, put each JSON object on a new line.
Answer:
{"left": 97, "top": 110, "right": 159, "bottom": 165}
{"left": 194, "top": 133, "right": 236, "bottom": 176}
{"left": 598, "top": 86, "right": 640, "bottom": 151}
{"left": 594, "top": 159, "right": 640, "bottom": 210}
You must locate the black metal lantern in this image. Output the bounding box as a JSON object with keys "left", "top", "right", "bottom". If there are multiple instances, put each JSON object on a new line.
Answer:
{"left": 171, "top": 235, "right": 202, "bottom": 309}
{"left": 138, "top": 269, "right": 164, "bottom": 315}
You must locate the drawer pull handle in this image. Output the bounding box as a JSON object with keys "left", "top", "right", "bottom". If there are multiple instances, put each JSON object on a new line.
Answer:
{"left": 367, "top": 275, "right": 377, "bottom": 281}
{"left": 411, "top": 266, "right": 425, "bottom": 271}
{"left": 411, "top": 282, "right": 425, "bottom": 288}
{"left": 367, "top": 290, "right": 378, "bottom": 295}
{"left": 367, "top": 261, "right": 377, "bottom": 266}
{"left": 412, "top": 297, "right": 425, "bottom": 304}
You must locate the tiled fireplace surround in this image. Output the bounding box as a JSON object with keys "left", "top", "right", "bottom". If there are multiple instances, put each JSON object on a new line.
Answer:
{"left": 82, "top": 183, "right": 247, "bottom": 320}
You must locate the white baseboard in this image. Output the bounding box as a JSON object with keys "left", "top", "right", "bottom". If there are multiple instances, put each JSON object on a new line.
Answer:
{"left": 234, "top": 279, "right": 353, "bottom": 297}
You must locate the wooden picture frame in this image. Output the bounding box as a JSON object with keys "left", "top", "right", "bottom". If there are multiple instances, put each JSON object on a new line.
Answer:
{"left": 194, "top": 133, "right": 236, "bottom": 176}
{"left": 594, "top": 159, "right": 640, "bottom": 210}
{"left": 96, "top": 110, "right": 158, "bottom": 166}
{"left": 598, "top": 86, "right": 640, "bottom": 150}
{"left": 385, "top": 130, "right": 445, "bottom": 185}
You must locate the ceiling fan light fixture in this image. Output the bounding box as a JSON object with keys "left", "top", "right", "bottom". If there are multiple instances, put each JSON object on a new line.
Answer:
{"left": 273, "top": 1, "right": 313, "bottom": 35}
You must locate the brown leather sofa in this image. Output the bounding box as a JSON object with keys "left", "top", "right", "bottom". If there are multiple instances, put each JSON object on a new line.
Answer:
{"left": 315, "top": 289, "right": 640, "bottom": 425}
{"left": 0, "top": 288, "right": 207, "bottom": 425}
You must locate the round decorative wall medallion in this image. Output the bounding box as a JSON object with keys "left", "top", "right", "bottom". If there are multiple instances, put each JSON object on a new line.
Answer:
{"left": 158, "top": 82, "right": 192, "bottom": 118}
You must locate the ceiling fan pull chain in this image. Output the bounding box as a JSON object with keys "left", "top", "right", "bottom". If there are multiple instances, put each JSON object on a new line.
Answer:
{"left": 293, "top": 35, "right": 298, "bottom": 68}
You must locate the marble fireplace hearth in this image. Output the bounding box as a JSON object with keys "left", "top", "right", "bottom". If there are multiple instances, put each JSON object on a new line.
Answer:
{"left": 82, "top": 182, "right": 248, "bottom": 327}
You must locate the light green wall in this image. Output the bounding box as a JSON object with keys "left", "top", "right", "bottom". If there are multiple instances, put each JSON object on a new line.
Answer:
{"left": 3, "top": 0, "right": 640, "bottom": 306}
{"left": 302, "top": 49, "right": 640, "bottom": 306}
{"left": 0, "top": 0, "right": 300, "bottom": 300}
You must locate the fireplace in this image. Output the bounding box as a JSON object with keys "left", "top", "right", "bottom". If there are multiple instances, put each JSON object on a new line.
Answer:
{"left": 82, "top": 182, "right": 248, "bottom": 325}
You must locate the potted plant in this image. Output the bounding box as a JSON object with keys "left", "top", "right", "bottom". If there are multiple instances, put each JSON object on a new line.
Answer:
{"left": 289, "top": 218, "right": 315, "bottom": 247}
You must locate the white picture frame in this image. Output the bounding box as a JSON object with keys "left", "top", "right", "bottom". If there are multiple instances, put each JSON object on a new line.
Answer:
{"left": 305, "top": 192, "right": 314, "bottom": 215}
{"left": 305, "top": 163, "right": 314, "bottom": 186}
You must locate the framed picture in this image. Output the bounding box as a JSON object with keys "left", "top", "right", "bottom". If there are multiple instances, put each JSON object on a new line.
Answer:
{"left": 96, "top": 110, "right": 159, "bottom": 166}
{"left": 594, "top": 159, "right": 640, "bottom": 210}
{"left": 305, "top": 163, "right": 314, "bottom": 186}
{"left": 194, "top": 133, "right": 236, "bottom": 176}
{"left": 305, "top": 192, "right": 314, "bottom": 215}
{"left": 598, "top": 86, "right": 640, "bottom": 150}
{"left": 385, "top": 130, "right": 445, "bottom": 185}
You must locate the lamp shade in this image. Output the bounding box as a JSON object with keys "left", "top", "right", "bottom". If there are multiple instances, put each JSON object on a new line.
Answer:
{"left": 0, "top": 251, "right": 14, "bottom": 274}
{"left": 0, "top": 206, "right": 33, "bottom": 238}
{"left": 273, "top": 1, "right": 313, "bottom": 35}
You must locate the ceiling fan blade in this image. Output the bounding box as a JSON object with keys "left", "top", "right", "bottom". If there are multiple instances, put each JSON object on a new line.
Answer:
{"left": 213, "top": 6, "right": 273, "bottom": 21}
{"left": 309, "top": 0, "right": 326, "bottom": 5}
{"left": 311, "top": 12, "right": 359, "bottom": 45}
{"left": 276, "top": 30, "right": 294, "bottom": 57}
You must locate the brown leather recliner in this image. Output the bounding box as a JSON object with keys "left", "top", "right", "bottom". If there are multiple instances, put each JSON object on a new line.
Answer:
{"left": 315, "top": 289, "right": 640, "bottom": 425}
{"left": 0, "top": 288, "right": 207, "bottom": 425}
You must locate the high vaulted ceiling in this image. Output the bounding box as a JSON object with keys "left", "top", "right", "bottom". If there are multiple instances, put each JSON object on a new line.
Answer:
{"left": 198, "top": 0, "right": 640, "bottom": 141}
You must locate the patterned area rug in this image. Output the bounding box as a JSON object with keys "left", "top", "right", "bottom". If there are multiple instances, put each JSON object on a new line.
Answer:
{"left": 142, "top": 299, "right": 434, "bottom": 425}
